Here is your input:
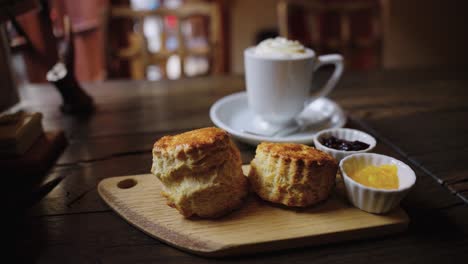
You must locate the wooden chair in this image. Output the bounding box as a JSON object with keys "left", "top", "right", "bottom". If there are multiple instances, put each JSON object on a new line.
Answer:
{"left": 104, "top": 2, "right": 223, "bottom": 80}
{"left": 277, "top": 0, "right": 382, "bottom": 70}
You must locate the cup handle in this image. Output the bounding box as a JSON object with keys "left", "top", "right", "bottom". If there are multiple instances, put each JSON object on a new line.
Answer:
{"left": 311, "top": 54, "right": 344, "bottom": 100}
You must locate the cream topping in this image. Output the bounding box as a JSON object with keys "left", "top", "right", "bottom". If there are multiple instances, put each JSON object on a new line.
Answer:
{"left": 255, "top": 37, "right": 306, "bottom": 57}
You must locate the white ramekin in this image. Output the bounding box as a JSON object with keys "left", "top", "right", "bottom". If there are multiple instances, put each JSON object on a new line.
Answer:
{"left": 339, "top": 153, "right": 416, "bottom": 214}
{"left": 313, "top": 128, "right": 376, "bottom": 162}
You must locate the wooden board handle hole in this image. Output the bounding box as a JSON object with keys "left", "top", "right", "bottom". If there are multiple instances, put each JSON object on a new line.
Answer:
{"left": 117, "top": 178, "right": 137, "bottom": 189}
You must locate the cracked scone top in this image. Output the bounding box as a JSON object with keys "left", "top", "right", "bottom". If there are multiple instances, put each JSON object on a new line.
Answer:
{"left": 151, "top": 127, "right": 247, "bottom": 218}
{"left": 249, "top": 142, "right": 338, "bottom": 207}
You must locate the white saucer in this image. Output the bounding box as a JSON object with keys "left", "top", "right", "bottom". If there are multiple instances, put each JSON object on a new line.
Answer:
{"left": 209, "top": 92, "right": 346, "bottom": 145}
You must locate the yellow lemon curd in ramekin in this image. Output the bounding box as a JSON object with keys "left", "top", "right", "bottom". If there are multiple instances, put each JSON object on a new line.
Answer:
{"left": 349, "top": 164, "right": 399, "bottom": 190}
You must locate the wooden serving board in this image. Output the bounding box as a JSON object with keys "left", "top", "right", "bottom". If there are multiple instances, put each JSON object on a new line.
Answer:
{"left": 98, "top": 166, "right": 409, "bottom": 257}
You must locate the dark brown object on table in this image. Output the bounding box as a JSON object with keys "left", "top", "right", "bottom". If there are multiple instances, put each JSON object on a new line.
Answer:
{"left": 4, "top": 131, "right": 67, "bottom": 210}
{"left": 46, "top": 16, "right": 94, "bottom": 114}
{"left": 12, "top": 70, "right": 468, "bottom": 263}
{"left": 2, "top": 131, "right": 67, "bottom": 177}
{"left": 9, "top": 2, "right": 94, "bottom": 114}
{"left": 0, "top": 112, "right": 43, "bottom": 156}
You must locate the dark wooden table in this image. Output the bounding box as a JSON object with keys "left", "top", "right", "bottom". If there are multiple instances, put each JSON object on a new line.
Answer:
{"left": 12, "top": 69, "right": 468, "bottom": 263}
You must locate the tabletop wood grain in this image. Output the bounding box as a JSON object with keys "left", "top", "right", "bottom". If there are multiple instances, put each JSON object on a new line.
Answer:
{"left": 10, "top": 69, "right": 468, "bottom": 263}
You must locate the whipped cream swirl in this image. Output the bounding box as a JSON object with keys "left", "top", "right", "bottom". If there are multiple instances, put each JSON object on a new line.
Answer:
{"left": 255, "top": 37, "right": 306, "bottom": 57}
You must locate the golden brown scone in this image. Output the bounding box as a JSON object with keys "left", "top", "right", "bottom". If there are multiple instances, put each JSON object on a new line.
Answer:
{"left": 248, "top": 142, "right": 338, "bottom": 207}
{"left": 151, "top": 127, "right": 248, "bottom": 218}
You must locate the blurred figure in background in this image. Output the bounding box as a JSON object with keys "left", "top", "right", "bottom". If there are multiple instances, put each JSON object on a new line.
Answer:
{"left": 10, "top": 0, "right": 108, "bottom": 82}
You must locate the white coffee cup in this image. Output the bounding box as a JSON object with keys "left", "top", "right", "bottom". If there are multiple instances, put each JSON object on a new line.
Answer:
{"left": 244, "top": 39, "right": 344, "bottom": 129}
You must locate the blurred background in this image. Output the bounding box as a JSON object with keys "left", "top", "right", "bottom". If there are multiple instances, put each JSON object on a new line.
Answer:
{"left": 2, "top": 0, "right": 467, "bottom": 85}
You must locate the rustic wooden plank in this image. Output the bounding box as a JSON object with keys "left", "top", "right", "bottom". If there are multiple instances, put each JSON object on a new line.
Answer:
{"left": 371, "top": 141, "right": 461, "bottom": 210}
{"left": 19, "top": 70, "right": 467, "bottom": 140}
{"left": 31, "top": 237, "right": 468, "bottom": 264}
{"left": 14, "top": 69, "right": 468, "bottom": 263}
{"left": 11, "top": 212, "right": 159, "bottom": 263}
{"left": 23, "top": 99, "right": 217, "bottom": 139}
{"left": 440, "top": 203, "right": 468, "bottom": 233}
{"left": 458, "top": 191, "right": 468, "bottom": 203}
{"left": 56, "top": 130, "right": 189, "bottom": 165}
{"left": 30, "top": 153, "right": 150, "bottom": 216}
{"left": 410, "top": 147, "right": 468, "bottom": 175}
{"left": 358, "top": 111, "right": 468, "bottom": 156}
{"left": 448, "top": 181, "right": 468, "bottom": 194}
{"left": 13, "top": 205, "right": 468, "bottom": 263}
{"left": 19, "top": 77, "right": 245, "bottom": 139}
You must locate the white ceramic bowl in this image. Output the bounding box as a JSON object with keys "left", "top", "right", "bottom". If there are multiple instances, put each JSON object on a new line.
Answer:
{"left": 339, "top": 153, "right": 416, "bottom": 214}
{"left": 313, "top": 128, "right": 376, "bottom": 162}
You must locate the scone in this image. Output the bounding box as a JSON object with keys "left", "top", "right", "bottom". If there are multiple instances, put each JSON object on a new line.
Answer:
{"left": 151, "top": 127, "right": 248, "bottom": 218}
{"left": 248, "top": 142, "right": 338, "bottom": 207}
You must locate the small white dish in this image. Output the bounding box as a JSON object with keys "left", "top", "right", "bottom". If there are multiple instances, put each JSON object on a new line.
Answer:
{"left": 209, "top": 92, "right": 346, "bottom": 145}
{"left": 339, "top": 153, "right": 416, "bottom": 214}
{"left": 314, "top": 128, "right": 376, "bottom": 162}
